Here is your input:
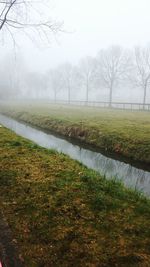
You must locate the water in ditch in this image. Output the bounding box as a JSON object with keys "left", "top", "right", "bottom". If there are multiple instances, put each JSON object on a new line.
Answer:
{"left": 0, "top": 114, "right": 150, "bottom": 196}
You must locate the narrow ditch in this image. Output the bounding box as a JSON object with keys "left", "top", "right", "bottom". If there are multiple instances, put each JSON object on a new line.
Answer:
{"left": 0, "top": 114, "right": 150, "bottom": 196}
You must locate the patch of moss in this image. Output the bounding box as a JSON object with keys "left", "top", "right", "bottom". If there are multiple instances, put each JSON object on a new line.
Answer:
{"left": 0, "top": 170, "right": 17, "bottom": 186}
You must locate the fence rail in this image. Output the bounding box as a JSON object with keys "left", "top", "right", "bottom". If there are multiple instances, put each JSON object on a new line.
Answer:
{"left": 49, "top": 100, "right": 150, "bottom": 111}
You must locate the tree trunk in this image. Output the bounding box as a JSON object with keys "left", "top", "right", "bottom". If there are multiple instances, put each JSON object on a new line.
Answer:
{"left": 86, "top": 83, "right": 89, "bottom": 104}
{"left": 68, "top": 85, "right": 71, "bottom": 104}
{"left": 109, "top": 85, "right": 113, "bottom": 108}
{"left": 143, "top": 85, "right": 147, "bottom": 108}
{"left": 54, "top": 90, "right": 57, "bottom": 103}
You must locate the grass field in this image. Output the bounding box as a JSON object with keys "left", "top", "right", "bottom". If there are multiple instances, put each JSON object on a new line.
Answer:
{"left": 0, "top": 126, "right": 150, "bottom": 266}
{"left": 0, "top": 101, "right": 150, "bottom": 165}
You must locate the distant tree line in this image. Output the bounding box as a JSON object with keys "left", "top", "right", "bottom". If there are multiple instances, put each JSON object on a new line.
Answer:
{"left": 0, "top": 45, "right": 150, "bottom": 105}
{"left": 46, "top": 45, "right": 150, "bottom": 106}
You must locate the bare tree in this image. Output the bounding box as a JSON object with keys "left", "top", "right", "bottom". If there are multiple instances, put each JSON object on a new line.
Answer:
{"left": 78, "top": 56, "right": 96, "bottom": 102}
{"left": 48, "top": 68, "right": 63, "bottom": 102}
{"left": 96, "top": 46, "right": 130, "bottom": 107}
{"left": 58, "top": 63, "right": 75, "bottom": 103}
{"left": 130, "top": 46, "right": 150, "bottom": 106}
{"left": 0, "top": 0, "right": 62, "bottom": 42}
{"left": 24, "top": 72, "right": 47, "bottom": 98}
{"left": 0, "top": 52, "right": 27, "bottom": 99}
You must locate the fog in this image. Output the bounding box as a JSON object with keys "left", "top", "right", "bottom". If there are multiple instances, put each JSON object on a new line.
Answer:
{"left": 1, "top": 0, "right": 150, "bottom": 104}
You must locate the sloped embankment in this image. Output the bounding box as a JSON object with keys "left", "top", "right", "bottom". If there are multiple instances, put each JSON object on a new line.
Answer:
{"left": 1, "top": 107, "right": 150, "bottom": 166}
{"left": 0, "top": 126, "right": 150, "bottom": 266}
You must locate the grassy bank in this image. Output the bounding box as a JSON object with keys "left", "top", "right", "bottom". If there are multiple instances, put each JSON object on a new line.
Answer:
{"left": 0, "top": 102, "right": 150, "bottom": 165}
{"left": 0, "top": 126, "right": 150, "bottom": 266}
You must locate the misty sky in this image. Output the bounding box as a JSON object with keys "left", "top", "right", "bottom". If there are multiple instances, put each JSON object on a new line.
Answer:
{"left": 1, "top": 0, "right": 150, "bottom": 72}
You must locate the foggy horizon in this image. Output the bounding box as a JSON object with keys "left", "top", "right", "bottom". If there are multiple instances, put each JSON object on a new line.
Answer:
{"left": 1, "top": 0, "right": 150, "bottom": 104}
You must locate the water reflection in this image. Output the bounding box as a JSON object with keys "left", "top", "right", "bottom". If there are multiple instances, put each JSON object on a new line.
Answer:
{"left": 0, "top": 114, "right": 150, "bottom": 196}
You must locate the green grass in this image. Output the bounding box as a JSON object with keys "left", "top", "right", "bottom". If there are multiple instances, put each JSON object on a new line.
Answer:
{"left": 0, "top": 101, "right": 150, "bottom": 165}
{"left": 0, "top": 126, "right": 150, "bottom": 266}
